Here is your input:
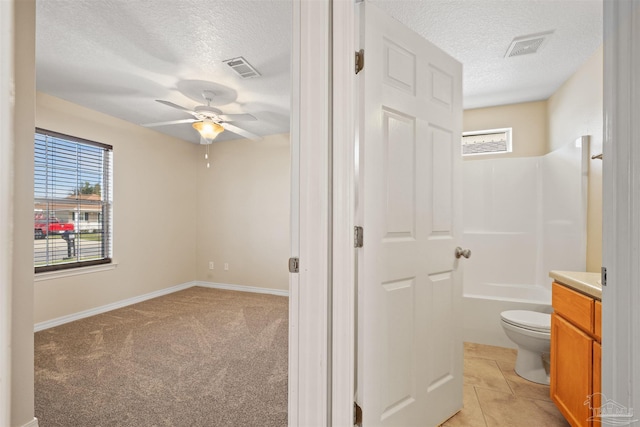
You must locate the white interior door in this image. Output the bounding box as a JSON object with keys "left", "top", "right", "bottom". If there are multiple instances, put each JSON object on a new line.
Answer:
{"left": 356, "top": 3, "right": 464, "bottom": 426}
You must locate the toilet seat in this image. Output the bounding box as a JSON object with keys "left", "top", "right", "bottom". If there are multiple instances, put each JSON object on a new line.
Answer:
{"left": 500, "top": 310, "right": 550, "bottom": 333}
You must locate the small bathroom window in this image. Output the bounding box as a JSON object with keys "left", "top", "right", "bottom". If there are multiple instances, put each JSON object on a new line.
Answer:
{"left": 462, "top": 128, "right": 512, "bottom": 156}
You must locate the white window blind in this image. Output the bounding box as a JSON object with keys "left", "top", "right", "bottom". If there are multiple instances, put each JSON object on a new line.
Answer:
{"left": 34, "top": 129, "right": 113, "bottom": 272}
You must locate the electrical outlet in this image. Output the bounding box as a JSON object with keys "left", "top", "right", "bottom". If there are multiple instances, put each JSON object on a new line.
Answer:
{"left": 208, "top": 261, "right": 214, "bottom": 270}
{"left": 224, "top": 263, "right": 229, "bottom": 271}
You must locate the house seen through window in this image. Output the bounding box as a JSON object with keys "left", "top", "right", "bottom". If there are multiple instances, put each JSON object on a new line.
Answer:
{"left": 34, "top": 129, "right": 113, "bottom": 272}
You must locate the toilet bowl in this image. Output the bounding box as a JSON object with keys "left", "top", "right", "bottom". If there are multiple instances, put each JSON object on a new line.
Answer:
{"left": 500, "top": 310, "right": 551, "bottom": 385}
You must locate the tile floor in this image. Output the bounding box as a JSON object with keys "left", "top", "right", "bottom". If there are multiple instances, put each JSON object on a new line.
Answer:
{"left": 441, "top": 342, "right": 570, "bottom": 427}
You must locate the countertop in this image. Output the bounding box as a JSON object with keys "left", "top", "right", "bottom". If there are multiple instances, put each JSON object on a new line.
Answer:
{"left": 549, "top": 271, "right": 602, "bottom": 300}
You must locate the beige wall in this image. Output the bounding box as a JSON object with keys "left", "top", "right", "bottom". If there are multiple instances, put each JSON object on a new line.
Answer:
{"left": 33, "top": 94, "right": 291, "bottom": 323}
{"left": 548, "top": 46, "right": 603, "bottom": 272}
{"left": 34, "top": 93, "right": 199, "bottom": 323}
{"left": 12, "top": 0, "right": 36, "bottom": 425}
{"left": 463, "top": 100, "right": 548, "bottom": 160}
{"left": 196, "top": 134, "right": 290, "bottom": 291}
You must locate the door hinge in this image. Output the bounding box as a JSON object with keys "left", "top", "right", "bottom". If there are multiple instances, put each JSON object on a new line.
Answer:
{"left": 288, "top": 257, "right": 300, "bottom": 273}
{"left": 354, "top": 226, "right": 364, "bottom": 248}
{"left": 601, "top": 266, "right": 607, "bottom": 286}
{"left": 354, "top": 402, "right": 363, "bottom": 426}
{"left": 355, "top": 49, "right": 364, "bottom": 74}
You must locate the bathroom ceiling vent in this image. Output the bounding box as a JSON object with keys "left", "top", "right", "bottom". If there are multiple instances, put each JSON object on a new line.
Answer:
{"left": 223, "top": 56, "right": 261, "bottom": 79}
{"left": 505, "top": 31, "right": 554, "bottom": 58}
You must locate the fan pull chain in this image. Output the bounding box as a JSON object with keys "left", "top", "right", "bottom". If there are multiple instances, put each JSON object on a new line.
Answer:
{"left": 205, "top": 143, "right": 210, "bottom": 168}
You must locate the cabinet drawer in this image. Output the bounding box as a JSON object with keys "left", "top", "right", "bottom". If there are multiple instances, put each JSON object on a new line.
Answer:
{"left": 595, "top": 300, "right": 602, "bottom": 342}
{"left": 552, "top": 282, "right": 594, "bottom": 334}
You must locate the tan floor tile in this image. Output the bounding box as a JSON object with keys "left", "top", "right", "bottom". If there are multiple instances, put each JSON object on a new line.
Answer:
{"left": 464, "top": 342, "right": 517, "bottom": 364}
{"left": 464, "top": 357, "right": 512, "bottom": 394}
{"left": 496, "top": 359, "right": 552, "bottom": 402}
{"left": 441, "top": 384, "right": 487, "bottom": 427}
{"left": 475, "top": 387, "right": 569, "bottom": 427}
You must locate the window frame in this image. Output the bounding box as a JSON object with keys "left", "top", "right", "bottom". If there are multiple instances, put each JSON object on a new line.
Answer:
{"left": 461, "top": 127, "right": 513, "bottom": 157}
{"left": 34, "top": 128, "right": 113, "bottom": 273}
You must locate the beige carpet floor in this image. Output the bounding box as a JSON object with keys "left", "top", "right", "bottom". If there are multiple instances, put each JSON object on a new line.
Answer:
{"left": 35, "top": 286, "right": 288, "bottom": 427}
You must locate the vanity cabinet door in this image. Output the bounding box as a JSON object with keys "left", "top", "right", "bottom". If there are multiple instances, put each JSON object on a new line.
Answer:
{"left": 551, "top": 313, "right": 593, "bottom": 427}
{"left": 594, "top": 301, "right": 602, "bottom": 342}
{"left": 592, "top": 341, "right": 601, "bottom": 427}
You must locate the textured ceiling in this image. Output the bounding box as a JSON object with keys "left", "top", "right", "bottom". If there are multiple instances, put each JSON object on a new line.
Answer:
{"left": 35, "top": 0, "right": 602, "bottom": 144}
{"left": 36, "top": 0, "right": 293, "bottom": 144}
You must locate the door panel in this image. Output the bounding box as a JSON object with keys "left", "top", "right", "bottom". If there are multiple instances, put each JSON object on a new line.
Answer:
{"left": 431, "top": 126, "right": 454, "bottom": 233}
{"left": 383, "top": 109, "right": 416, "bottom": 239}
{"left": 384, "top": 39, "right": 416, "bottom": 94}
{"left": 357, "top": 3, "right": 463, "bottom": 426}
{"left": 428, "top": 272, "right": 455, "bottom": 390}
{"left": 381, "top": 278, "right": 416, "bottom": 420}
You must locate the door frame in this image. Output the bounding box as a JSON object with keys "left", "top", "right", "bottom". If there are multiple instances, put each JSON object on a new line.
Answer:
{"left": 602, "top": 0, "right": 640, "bottom": 418}
{"left": 290, "top": 0, "right": 356, "bottom": 425}
{"left": 331, "top": 0, "right": 357, "bottom": 425}
{"left": 289, "top": 0, "right": 333, "bottom": 425}
{"left": 0, "top": 0, "right": 14, "bottom": 425}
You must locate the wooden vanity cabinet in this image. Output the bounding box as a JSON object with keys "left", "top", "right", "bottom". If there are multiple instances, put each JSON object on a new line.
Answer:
{"left": 593, "top": 341, "right": 601, "bottom": 425}
{"left": 551, "top": 282, "right": 601, "bottom": 427}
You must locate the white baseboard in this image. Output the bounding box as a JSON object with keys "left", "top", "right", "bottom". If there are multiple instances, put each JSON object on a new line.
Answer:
{"left": 34, "top": 281, "right": 288, "bottom": 332}
{"left": 22, "top": 417, "right": 39, "bottom": 427}
{"left": 196, "top": 281, "right": 289, "bottom": 297}
{"left": 34, "top": 281, "right": 196, "bottom": 332}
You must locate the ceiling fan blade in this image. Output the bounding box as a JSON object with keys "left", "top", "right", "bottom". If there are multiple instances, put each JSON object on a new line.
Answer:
{"left": 218, "top": 113, "right": 257, "bottom": 122}
{"left": 222, "top": 123, "right": 263, "bottom": 141}
{"left": 142, "top": 118, "right": 197, "bottom": 127}
{"left": 156, "top": 99, "right": 193, "bottom": 112}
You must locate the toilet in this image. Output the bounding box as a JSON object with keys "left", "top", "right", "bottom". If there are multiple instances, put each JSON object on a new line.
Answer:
{"left": 500, "top": 310, "right": 551, "bottom": 385}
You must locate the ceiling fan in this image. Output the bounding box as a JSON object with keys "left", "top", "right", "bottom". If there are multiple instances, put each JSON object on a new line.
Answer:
{"left": 142, "top": 90, "right": 261, "bottom": 143}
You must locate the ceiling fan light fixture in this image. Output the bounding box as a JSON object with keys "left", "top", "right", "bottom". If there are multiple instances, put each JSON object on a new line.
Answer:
{"left": 192, "top": 120, "right": 224, "bottom": 143}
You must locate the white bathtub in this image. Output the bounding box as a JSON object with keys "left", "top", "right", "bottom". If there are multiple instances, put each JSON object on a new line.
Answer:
{"left": 462, "top": 287, "right": 552, "bottom": 349}
{"left": 465, "top": 282, "right": 551, "bottom": 305}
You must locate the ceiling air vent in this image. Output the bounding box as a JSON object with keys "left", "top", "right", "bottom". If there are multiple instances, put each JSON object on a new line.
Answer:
{"left": 505, "top": 31, "right": 554, "bottom": 58}
{"left": 223, "top": 56, "right": 260, "bottom": 79}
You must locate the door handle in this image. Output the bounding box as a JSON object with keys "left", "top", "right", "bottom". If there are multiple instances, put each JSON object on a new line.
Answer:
{"left": 455, "top": 247, "right": 471, "bottom": 259}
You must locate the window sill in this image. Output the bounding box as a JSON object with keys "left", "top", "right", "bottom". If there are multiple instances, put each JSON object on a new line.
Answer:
{"left": 34, "top": 261, "right": 118, "bottom": 282}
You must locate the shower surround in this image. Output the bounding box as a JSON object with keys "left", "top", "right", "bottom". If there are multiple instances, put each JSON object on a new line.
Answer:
{"left": 462, "top": 137, "right": 589, "bottom": 347}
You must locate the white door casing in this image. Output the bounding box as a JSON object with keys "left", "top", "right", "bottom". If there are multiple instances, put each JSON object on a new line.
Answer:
{"left": 602, "top": 0, "right": 640, "bottom": 420}
{"left": 0, "top": 0, "right": 15, "bottom": 424}
{"left": 331, "top": 0, "right": 357, "bottom": 425}
{"left": 289, "top": 0, "right": 331, "bottom": 426}
{"left": 356, "top": 3, "right": 464, "bottom": 426}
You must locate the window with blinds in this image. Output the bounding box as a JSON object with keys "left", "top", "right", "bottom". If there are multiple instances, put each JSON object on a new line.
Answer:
{"left": 34, "top": 129, "right": 113, "bottom": 273}
{"left": 462, "top": 128, "right": 512, "bottom": 156}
